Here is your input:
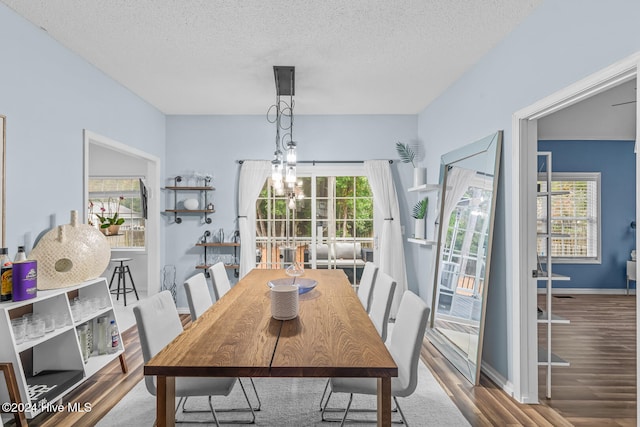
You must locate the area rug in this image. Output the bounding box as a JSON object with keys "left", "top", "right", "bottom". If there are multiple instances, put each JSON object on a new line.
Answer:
{"left": 97, "top": 360, "right": 470, "bottom": 426}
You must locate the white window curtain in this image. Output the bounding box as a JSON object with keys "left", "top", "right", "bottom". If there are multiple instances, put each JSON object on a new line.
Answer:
{"left": 442, "top": 166, "right": 476, "bottom": 227}
{"left": 238, "top": 160, "right": 271, "bottom": 278}
{"left": 364, "top": 160, "right": 407, "bottom": 318}
{"left": 327, "top": 176, "right": 336, "bottom": 268}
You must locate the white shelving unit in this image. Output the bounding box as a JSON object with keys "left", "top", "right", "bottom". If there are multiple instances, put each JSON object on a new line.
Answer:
{"left": 406, "top": 238, "right": 437, "bottom": 246}
{"left": 407, "top": 183, "right": 440, "bottom": 193}
{"left": 0, "top": 278, "right": 126, "bottom": 420}
{"left": 536, "top": 151, "right": 571, "bottom": 399}
{"left": 407, "top": 183, "right": 440, "bottom": 244}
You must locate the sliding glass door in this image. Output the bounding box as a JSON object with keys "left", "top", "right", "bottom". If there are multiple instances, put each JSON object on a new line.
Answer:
{"left": 255, "top": 165, "right": 374, "bottom": 286}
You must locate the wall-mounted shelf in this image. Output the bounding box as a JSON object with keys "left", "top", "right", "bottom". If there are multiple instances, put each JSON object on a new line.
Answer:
{"left": 195, "top": 264, "right": 240, "bottom": 270}
{"left": 535, "top": 272, "right": 570, "bottom": 281}
{"left": 538, "top": 347, "right": 570, "bottom": 367}
{"left": 537, "top": 190, "right": 570, "bottom": 196}
{"left": 163, "top": 176, "right": 215, "bottom": 224}
{"left": 407, "top": 238, "right": 436, "bottom": 246}
{"left": 195, "top": 231, "right": 240, "bottom": 277}
{"left": 537, "top": 310, "right": 570, "bottom": 324}
{"left": 536, "top": 151, "right": 571, "bottom": 399}
{"left": 408, "top": 183, "right": 440, "bottom": 192}
{"left": 537, "top": 232, "right": 570, "bottom": 238}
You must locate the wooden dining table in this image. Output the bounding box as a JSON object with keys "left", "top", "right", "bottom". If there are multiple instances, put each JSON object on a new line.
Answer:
{"left": 144, "top": 268, "right": 398, "bottom": 426}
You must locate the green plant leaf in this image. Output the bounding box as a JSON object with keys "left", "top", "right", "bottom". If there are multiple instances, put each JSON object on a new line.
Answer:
{"left": 395, "top": 142, "right": 415, "bottom": 167}
{"left": 411, "top": 198, "right": 428, "bottom": 219}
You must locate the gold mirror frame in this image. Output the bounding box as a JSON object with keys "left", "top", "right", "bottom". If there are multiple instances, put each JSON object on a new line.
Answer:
{"left": 427, "top": 130, "right": 502, "bottom": 385}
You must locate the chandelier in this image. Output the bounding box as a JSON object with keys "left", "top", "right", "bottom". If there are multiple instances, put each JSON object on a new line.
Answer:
{"left": 267, "top": 66, "right": 297, "bottom": 195}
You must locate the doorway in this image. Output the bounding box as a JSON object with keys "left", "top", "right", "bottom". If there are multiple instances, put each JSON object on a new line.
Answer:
{"left": 510, "top": 53, "right": 639, "bottom": 404}
{"left": 83, "top": 130, "right": 161, "bottom": 327}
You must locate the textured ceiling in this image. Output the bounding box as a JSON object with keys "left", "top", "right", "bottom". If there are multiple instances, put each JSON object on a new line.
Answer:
{"left": 2, "top": 0, "right": 542, "bottom": 114}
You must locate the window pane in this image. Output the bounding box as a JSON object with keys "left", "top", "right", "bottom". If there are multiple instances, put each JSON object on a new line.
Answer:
{"left": 355, "top": 176, "right": 372, "bottom": 197}
{"left": 292, "top": 198, "right": 311, "bottom": 219}
{"left": 537, "top": 174, "right": 599, "bottom": 261}
{"left": 335, "top": 176, "right": 355, "bottom": 197}
{"left": 316, "top": 200, "right": 329, "bottom": 220}
{"left": 316, "top": 177, "right": 329, "bottom": 197}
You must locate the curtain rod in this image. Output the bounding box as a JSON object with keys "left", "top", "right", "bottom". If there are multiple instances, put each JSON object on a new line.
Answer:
{"left": 237, "top": 160, "right": 393, "bottom": 164}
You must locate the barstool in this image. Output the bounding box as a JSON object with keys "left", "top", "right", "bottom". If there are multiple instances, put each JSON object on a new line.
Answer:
{"left": 109, "top": 258, "right": 139, "bottom": 306}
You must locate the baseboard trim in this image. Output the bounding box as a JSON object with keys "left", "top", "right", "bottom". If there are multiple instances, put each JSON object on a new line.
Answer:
{"left": 177, "top": 307, "right": 191, "bottom": 315}
{"left": 536, "top": 288, "right": 635, "bottom": 295}
{"left": 480, "top": 362, "right": 514, "bottom": 397}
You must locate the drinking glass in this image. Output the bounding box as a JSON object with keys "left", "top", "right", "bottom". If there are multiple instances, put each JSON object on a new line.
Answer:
{"left": 11, "top": 318, "right": 26, "bottom": 344}
{"left": 43, "top": 314, "right": 55, "bottom": 333}
{"left": 27, "top": 318, "right": 45, "bottom": 339}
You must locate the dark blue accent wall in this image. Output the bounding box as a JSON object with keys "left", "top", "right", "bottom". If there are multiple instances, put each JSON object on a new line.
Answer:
{"left": 537, "top": 140, "right": 635, "bottom": 290}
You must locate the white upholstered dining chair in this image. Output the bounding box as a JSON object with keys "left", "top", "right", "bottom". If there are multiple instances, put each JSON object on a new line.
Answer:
{"left": 357, "top": 262, "right": 379, "bottom": 313}
{"left": 368, "top": 270, "right": 396, "bottom": 342}
{"left": 208, "top": 262, "right": 232, "bottom": 301}
{"left": 134, "top": 290, "right": 255, "bottom": 425}
{"left": 184, "top": 272, "right": 262, "bottom": 411}
{"left": 184, "top": 272, "right": 213, "bottom": 321}
{"left": 321, "top": 291, "right": 430, "bottom": 426}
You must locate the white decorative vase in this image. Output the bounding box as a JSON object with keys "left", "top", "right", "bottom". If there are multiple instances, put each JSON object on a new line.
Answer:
{"left": 183, "top": 198, "right": 199, "bottom": 210}
{"left": 30, "top": 210, "right": 111, "bottom": 290}
{"left": 414, "top": 218, "right": 426, "bottom": 240}
{"left": 413, "top": 167, "right": 426, "bottom": 187}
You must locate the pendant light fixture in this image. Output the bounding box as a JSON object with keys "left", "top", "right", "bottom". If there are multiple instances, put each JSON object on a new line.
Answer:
{"left": 267, "top": 66, "right": 297, "bottom": 193}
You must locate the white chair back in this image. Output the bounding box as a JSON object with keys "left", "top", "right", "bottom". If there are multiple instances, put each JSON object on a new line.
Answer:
{"left": 358, "top": 262, "right": 378, "bottom": 313}
{"left": 208, "top": 262, "right": 231, "bottom": 301}
{"left": 184, "top": 272, "right": 214, "bottom": 321}
{"left": 387, "top": 291, "right": 430, "bottom": 397}
{"left": 133, "top": 291, "right": 183, "bottom": 395}
{"left": 368, "top": 271, "right": 396, "bottom": 342}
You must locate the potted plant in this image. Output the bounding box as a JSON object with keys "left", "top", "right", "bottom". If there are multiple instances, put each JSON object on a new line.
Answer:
{"left": 95, "top": 196, "right": 126, "bottom": 235}
{"left": 396, "top": 142, "right": 425, "bottom": 187}
{"left": 412, "top": 198, "right": 428, "bottom": 239}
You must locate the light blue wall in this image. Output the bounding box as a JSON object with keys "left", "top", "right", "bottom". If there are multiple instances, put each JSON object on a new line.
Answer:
{"left": 417, "top": 0, "right": 640, "bottom": 384}
{"left": 165, "top": 115, "right": 419, "bottom": 307}
{"left": 537, "top": 140, "right": 636, "bottom": 290}
{"left": 0, "top": 4, "right": 166, "bottom": 255}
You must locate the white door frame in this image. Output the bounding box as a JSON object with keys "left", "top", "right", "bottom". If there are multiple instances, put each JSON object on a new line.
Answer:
{"left": 509, "top": 52, "right": 640, "bottom": 404}
{"left": 83, "top": 130, "right": 161, "bottom": 296}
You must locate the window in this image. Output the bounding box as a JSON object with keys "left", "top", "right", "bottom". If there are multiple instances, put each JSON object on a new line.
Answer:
{"left": 88, "top": 177, "right": 146, "bottom": 249}
{"left": 537, "top": 172, "right": 600, "bottom": 263}
{"left": 255, "top": 166, "right": 374, "bottom": 286}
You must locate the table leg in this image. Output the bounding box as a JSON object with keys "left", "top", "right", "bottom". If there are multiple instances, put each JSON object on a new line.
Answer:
{"left": 119, "top": 353, "right": 128, "bottom": 373}
{"left": 156, "top": 376, "right": 176, "bottom": 427}
{"left": 377, "top": 377, "right": 391, "bottom": 427}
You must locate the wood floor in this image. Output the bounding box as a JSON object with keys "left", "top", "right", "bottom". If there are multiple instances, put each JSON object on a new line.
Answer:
{"left": 424, "top": 294, "right": 636, "bottom": 426}
{"left": 5, "top": 294, "right": 635, "bottom": 426}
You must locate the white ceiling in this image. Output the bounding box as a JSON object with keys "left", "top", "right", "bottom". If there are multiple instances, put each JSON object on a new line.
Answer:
{"left": 2, "top": 0, "right": 542, "bottom": 115}
{"left": 539, "top": 79, "right": 637, "bottom": 141}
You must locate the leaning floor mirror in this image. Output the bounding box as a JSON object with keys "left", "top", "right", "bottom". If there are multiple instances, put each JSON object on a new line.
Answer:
{"left": 427, "top": 130, "right": 502, "bottom": 385}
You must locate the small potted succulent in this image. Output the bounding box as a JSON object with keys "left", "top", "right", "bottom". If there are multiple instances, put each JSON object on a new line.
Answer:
{"left": 412, "top": 198, "right": 428, "bottom": 239}
{"left": 396, "top": 142, "right": 425, "bottom": 187}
